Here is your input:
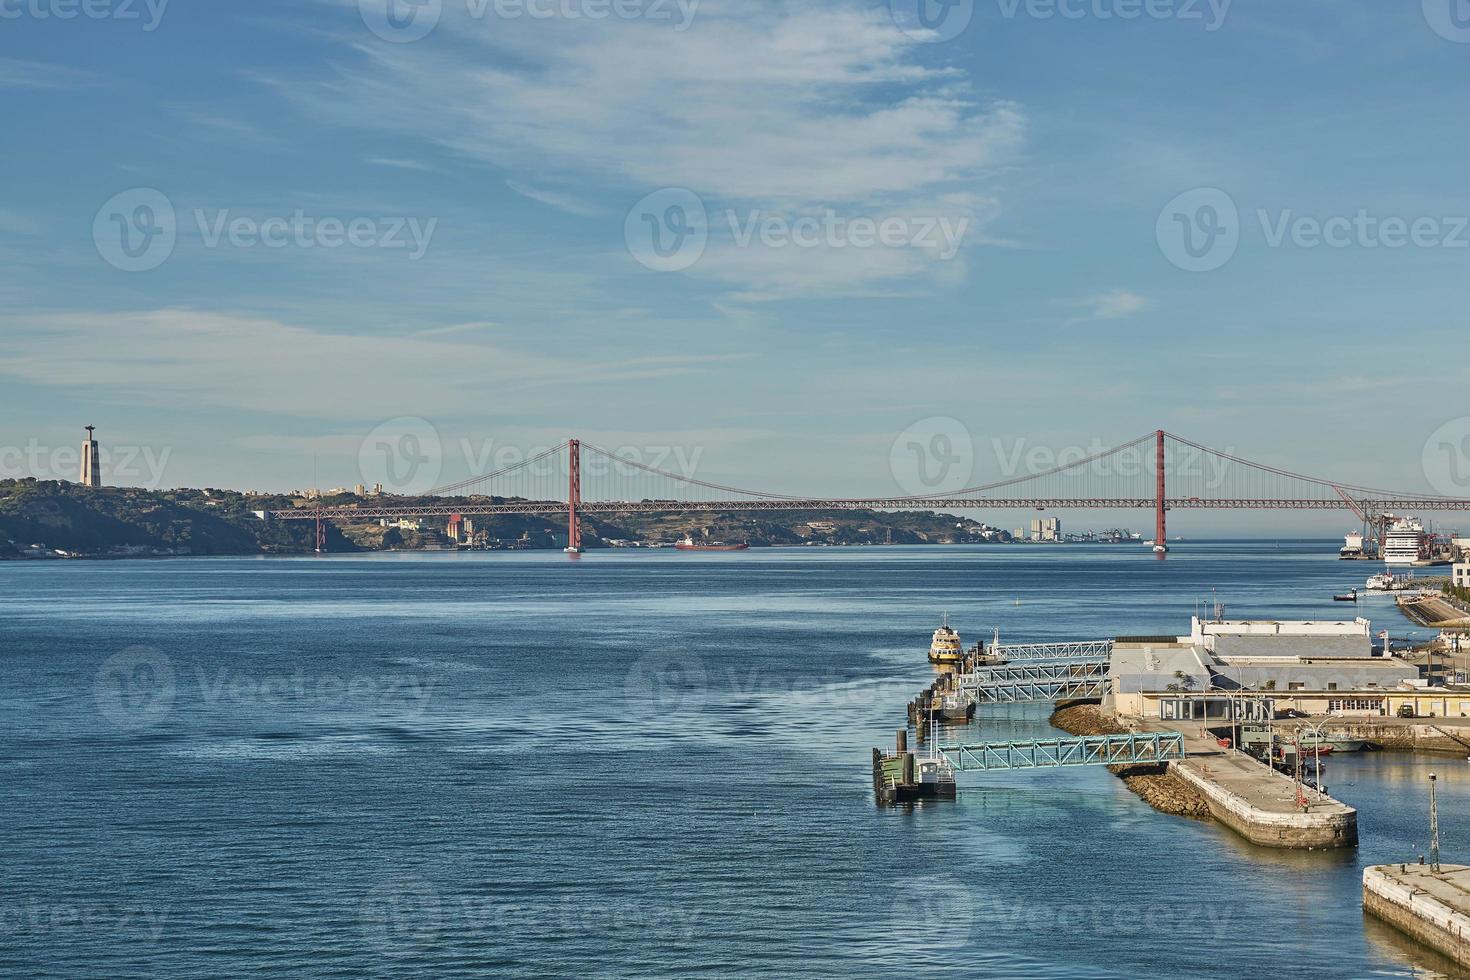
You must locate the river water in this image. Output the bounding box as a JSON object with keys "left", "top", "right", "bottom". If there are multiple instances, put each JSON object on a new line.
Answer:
{"left": 1, "top": 541, "right": 1466, "bottom": 978}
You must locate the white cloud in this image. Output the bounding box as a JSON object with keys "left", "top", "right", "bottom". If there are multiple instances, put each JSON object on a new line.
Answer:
{"left": 280, "top": 0, "right": 1024, "bottom": 298}
{"left": 1067, "top": 289, "right": 1152, "bottom": 325}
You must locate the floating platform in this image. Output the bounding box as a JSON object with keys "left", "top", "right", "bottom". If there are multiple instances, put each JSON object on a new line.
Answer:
{"left": 872, "top": 731, "right": 956, "bottom": 805}
{"left": 1363, "top": 864, "right": 1470, "bottom": 969}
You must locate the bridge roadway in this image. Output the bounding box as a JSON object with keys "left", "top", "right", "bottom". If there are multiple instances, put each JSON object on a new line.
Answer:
{"left": 259, "top": 496, "right": 1470, "bottom": 521}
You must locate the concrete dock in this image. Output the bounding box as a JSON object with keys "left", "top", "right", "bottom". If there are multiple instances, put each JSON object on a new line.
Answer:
{"left": 1363, "top": 864, "right": 1470, "bottom": 968}
{"left": 1141, "top": 721, "right": 1358, "bottom": 849}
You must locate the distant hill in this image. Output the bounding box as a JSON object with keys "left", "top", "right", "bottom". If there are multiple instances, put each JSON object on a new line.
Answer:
{"left": 0, "top": 479, "right": 1033, "bottom": 559}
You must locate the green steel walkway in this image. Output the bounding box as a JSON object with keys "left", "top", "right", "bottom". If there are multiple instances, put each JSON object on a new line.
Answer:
{"left": 937, "top": 732, "right": 1187, "bottom": 771}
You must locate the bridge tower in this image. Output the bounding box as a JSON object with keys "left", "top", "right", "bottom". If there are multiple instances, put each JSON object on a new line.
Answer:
{"left": 565, "top": 439, "right": 582, "bottom": 555}
{"left": 1154, "top": 429, "right": 1167, "bottom": 557}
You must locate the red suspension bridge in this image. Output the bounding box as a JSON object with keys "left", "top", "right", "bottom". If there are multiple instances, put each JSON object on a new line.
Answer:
{"left": 261, "top": 431, "right": 1470, "bottom": 554}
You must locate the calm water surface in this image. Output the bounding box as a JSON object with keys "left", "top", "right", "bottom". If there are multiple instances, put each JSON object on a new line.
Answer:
{"left": 1, "top": 541, "right": 1466, "bottom": 978}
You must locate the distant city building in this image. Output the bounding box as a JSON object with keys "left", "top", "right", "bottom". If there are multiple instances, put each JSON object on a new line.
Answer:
{"left": 1453, "top": 561, "right": 1470, "bottom": 590}
{"left": 79, "top": 425, "right": 101, "bottom": 488}
{"left": 1030, "top": 517, "right": 1061, "bottom": 541}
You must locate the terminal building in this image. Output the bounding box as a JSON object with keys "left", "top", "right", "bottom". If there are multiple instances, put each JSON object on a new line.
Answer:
{"left": 1108, "top": 616, "right": 1466, "bottom": 721}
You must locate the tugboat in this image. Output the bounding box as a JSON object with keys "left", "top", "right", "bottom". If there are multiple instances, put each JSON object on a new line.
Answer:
{"left": 928, "top": 614, "right": 964, "bottom": 666}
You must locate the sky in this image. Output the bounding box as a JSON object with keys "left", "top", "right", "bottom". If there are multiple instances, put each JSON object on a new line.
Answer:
{"left": 3, "top": 0, "right": 1469, "bottom": 535}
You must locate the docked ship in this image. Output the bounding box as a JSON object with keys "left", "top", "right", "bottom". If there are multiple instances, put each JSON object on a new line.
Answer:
{"left": 1339, "top": 531, "right": 1368, "bottom": 559}
{"left": 674, "top": 535, "right": 749, "bottom": 552}
{"left": 1383, "top": 517, "right": 1430, "bottom": 566}
{"left": 928, "top": 615, "right": 964, "bottom": 666}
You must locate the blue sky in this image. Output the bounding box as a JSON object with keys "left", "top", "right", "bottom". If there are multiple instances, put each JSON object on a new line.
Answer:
{"left": 3, "top": 0, "right": 1469, "bottom": 534}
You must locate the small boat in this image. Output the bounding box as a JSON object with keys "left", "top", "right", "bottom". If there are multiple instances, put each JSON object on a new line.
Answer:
{"left": 1366, "top": 572, "right": 1397, "bottom": 592}
{"left": 674, "top": 535, "right": 749, "bottom": 552}
{"left": 928, "top": 615, "right": 964, "bottom": 666}
{"left": 1333, "top": 590, "right": 1359, "bottom": 602}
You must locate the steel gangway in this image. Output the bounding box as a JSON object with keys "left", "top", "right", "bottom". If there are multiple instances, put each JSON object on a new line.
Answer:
{"left": 937, "top": 732, "right": 1186, "bottom": 772}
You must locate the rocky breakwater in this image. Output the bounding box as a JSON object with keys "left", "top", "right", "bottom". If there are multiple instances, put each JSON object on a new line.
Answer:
{"left": 1050, "top": 703, "right": 1212, "bottom": 820}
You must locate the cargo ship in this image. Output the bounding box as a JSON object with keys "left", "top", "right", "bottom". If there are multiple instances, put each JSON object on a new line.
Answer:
{"left": 674, "top": 535, "right": 749, "bottom": 552}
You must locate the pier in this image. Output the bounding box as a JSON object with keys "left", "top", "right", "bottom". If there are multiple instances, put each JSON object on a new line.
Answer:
{"left": 1363, "top": 864, "right": 1470, "bottom": 969}
{"left": 1140, "top": 720, "right": 1358, "bottom": 849}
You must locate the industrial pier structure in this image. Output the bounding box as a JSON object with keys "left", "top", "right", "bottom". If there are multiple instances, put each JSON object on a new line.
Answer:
{"left": 1364, "top": 864, "right": 1470, "bottom": 969}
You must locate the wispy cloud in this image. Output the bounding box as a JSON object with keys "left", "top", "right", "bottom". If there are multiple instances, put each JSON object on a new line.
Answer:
{"left": 1066, "top": 289, "right": 1152, "bottom": 325}
{"left": 0, "top": 57, "right": 104, "bottom": 90}
{"left": 367, "top": 156, "right": 436, "bottom": 172}
{"left": 505, "top": 180, "right": 604, "bottom": 217}
{"left": 0, "top": 310, "right": 739, "bottom": 418}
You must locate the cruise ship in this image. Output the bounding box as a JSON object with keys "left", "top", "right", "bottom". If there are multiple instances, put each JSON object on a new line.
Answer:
{"left": 1382, "top": 517, "right": 1427, "bottom": 566}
